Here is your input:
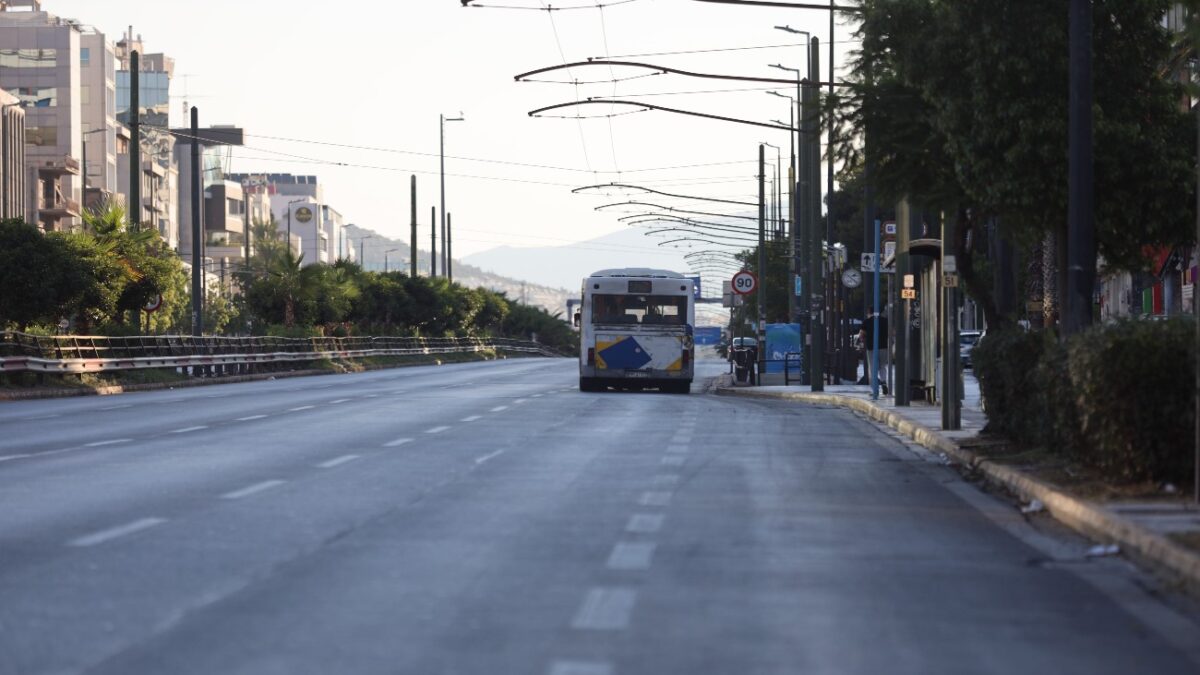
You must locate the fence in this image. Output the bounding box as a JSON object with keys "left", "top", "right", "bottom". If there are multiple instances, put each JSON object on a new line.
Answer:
{"left": 0, "top": 332, "right": 560, "bottom": 376}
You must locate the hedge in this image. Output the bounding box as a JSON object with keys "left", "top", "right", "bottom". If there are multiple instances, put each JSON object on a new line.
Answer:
{"left": 973, "top": 318, "right": 1195, "bottom": 485}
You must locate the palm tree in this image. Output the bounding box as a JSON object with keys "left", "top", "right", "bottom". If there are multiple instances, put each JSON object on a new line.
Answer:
{"left": 267, "top": 249, "right": 321, "bottom": 327}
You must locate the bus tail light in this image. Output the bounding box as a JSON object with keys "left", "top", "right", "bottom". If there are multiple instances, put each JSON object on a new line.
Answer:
{"left": 681, "top": 349, "right": 690, "bottom": 368}
{"left": 587, "top": 348, "right": 596, "bottom": 366}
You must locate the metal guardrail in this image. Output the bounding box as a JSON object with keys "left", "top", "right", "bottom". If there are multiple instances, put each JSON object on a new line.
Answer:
{"left": 0, "top": 332, "right": 560, "bottom": 375}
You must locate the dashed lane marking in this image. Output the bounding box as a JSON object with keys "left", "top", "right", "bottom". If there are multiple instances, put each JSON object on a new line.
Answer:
{"left": 461, "top": 415, "right": 482, "bottom": 422}
{"left": 330, "top": 398, "right": 352, "bottom": 404}
{"left": 383, "top": 437, "right": 414, "bottom": 447}
{"left": 425, "top": 426, "right": 451, "bottom": 434}
{"left": 514, "top": 398, "right": 529, "bottom": 405}
{"left": 170, "top": 426, "right": 208, "bottom": 434}
{"left": 288, "top": 405, "right": 315, "bottom": 412}
{"left": 606, "top": 542, "right": 656, "bottom": 571}
{"left": 100, "top": 404, "right": 133, "bottom": 411}
{"left": 69, "top": 517, "right": 166, "bottom": 547}
{"left": 547, "top": 662, "right": 613, "bottom": 675}
{"left": 626, "top": 513, "right": 664, "bottom": 534}
{"left": 84, "top": 439, "right": 133, "bottom": 447}
{"left": 490, "top": 406, "right": 509, "bottom": 412}
{"left": 474, "top": 449, "right": 505, "bottom": 465}
{"left": 638, "top": 491, "right": 673, "bottom": 507}
{"left": 531, "top": 394, "right": 543, "bottom": 398}
{"left": 236, "top": 415, "right": 268, "bottom": 422}
{"left": 571, "top": 588, "right": 637, "bottom": 631}
{"left": 221, "top": 480, "right": 286, "bottom": 500}
{"left": 317, "top": 454, "right": 360, "bottom": 468}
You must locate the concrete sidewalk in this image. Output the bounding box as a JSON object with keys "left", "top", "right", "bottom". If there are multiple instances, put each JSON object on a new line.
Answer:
{"left": 716, "top": 379, "right": 1200, "bottom": 592}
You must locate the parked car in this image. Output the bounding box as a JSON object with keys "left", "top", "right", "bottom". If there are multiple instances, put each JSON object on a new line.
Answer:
{"left": 960, "top": 330, "right": 983, "bottom": 368}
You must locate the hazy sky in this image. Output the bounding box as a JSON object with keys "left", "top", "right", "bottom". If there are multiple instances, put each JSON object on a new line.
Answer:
{"left": 50, "top": 0, "right": 857, "bottom": 272}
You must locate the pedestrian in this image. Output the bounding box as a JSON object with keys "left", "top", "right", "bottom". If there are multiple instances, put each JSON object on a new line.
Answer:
{"left": 857, "top": 310, "right": 889, "bottom": 394}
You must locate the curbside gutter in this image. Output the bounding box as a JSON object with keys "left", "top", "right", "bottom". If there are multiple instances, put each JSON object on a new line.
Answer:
{"left": 715, "top": 386, "right": 1200, "bottom": 591}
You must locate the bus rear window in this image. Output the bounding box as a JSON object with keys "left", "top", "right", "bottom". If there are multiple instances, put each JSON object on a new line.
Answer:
{"left": 592, "top": 295, "right": 687, "bottom": 325}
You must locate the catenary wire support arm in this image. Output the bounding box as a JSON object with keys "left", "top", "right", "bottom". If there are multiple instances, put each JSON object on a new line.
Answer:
{"left": 530, "top": 100, "right": 795, "bottom": 131}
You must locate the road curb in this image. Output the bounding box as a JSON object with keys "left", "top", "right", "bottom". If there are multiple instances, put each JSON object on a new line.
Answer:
{"left": 715, "top": 386, "right": 1200, "bottom": 590}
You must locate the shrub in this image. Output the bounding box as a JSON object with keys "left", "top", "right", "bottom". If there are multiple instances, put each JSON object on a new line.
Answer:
{"left": 972, "top": 327, "right": 1049, "bottom": 446}
{"left": 1067, "top": 318, "right": 1195, "bottom": 484}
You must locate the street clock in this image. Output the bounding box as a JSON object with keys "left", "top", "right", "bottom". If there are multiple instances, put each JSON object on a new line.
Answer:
{"left": 841, "top": 268, "right": 862, "bottom": 289}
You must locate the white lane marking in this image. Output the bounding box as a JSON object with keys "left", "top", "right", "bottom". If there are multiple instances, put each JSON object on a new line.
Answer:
{"left": 639, "top": 491, "right": 673, "bottom": 507}
{"left": 474, "top": 449, "right": 505, "bottom": 465}
{"left": 514, "top": 398, "right": 529, "bottom": 404}
{"left": 606, "top": 542, "right": 657, "bottom": 571}
{"left": 666, "top": 444, "right": 689, "bottom": 454}
{"left": 170, "top": 426, "right": 208, "bottom": 434}
{"left": 548, "top": 661, "right": 613, "bottom": 675}
{"left": 490, "top": 405, "right": 509, "bottom": 412}
{"left": 205, "top": 394, "right": 228, "bottom": 399}
{"left": 0, "top": 448, "right": 72, "bottom": 463}
{"left": 317, "top": 454, "right": 361, "bottom": 469}
{"left": 363, "top": 394, "right": 379, "bottom": 398}
{"left": 626, "top": 513, "right": 664, "bottom": 534}
{"left": 652, "top": 474, "right": 680, "bottom": 487}
{"left": 236, "top": 414, "right": 268, "bottom": 422}
{"left": 425, "top": 426, "right": 451, "bottom": 434}
{"left": 383, "top": 437, "right": 414, "bottom": 447}
{"left": 27, "top": 414, "right": 61, "bottom": 420}
{"left": 84, "top": 439, "right": 133, "bottom": 448}
{"left": 330, "top": 398, "right": 352, "bottom": 404}
{"left": 461, "top": 415, "right": 482, "bottom": 422}
{"left": 531, "top": 394, "right": 543, "bottom": 398}
{"left": 221, "top": 479, "right": 286, "bottom": 500}
{"left": 288, "top": 405, "right": 315, "bottom": 412}
{"left": 100, "top": 404, "right": 132, "bottom": 411}
{"left": 571, "top": 588, "right": 637, "bottom": 631}
{"left": 69, "top": 517, "right": 166, "bottom": 547}
{"left": 661, "top": 456, "right": 685, "bottom": 467}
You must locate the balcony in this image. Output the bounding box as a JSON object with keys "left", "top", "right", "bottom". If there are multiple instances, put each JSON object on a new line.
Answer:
{"left": 36, "top": 155, "right": 81, "bottom": 177}
{"left": 38, "top": 196, "right": 81, "bottom": 218}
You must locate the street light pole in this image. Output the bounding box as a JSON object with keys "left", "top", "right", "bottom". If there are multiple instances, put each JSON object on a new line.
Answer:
{"left": 440, "top": 113, "right": 464, "bottom": 278}
{"left": 385, "top": 248, "right": 398, "bottom": 273}
{"left": 360, "top": 234, "right": 374, "bottom": 269}
{"left": 758, "top": 143, "right": 767, "bottom": 382}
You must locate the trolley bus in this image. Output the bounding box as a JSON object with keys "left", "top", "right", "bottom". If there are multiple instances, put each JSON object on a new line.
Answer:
{"left": 576, "top": 268, "right": 695, "bottom": 393}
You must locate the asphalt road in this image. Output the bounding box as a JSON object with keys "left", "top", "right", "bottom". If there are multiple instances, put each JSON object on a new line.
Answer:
{"left": 0, "top": 356, "right": 1197, "bottom": 675}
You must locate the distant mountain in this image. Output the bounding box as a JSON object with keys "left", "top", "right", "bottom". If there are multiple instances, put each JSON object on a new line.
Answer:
{"left": 345, "top": 225, "right": 573, "bottom": 317}
{"left": 461, "top": 228, "right": 693, "bottom": 291}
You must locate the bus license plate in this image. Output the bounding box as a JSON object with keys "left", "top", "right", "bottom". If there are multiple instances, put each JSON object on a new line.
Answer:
{"left": 625, "top": 370, "right": 650, "bottom": 377}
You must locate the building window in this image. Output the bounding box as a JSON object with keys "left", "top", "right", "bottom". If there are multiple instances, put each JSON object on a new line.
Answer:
{"left": 80, "top": 47, "right": 90, "bottom": 66}
{"left": 27, "top": 126, "right": 58, "bottom": 146}
{"left": 0, "top": 48, "right": 57, "bottom": 68}
{"left": 10, "top": 87, "right": 58, "bottom": 108}
{"left": 81, "top": 85, "right": 90, "bottom": 106}
{"left": 227, "top": 198, "right": 243, "bottom": 215}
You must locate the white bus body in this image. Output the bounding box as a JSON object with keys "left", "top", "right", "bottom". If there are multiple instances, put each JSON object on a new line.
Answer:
{"left": 578, "top": 268, "right": 695, "bottom": 393}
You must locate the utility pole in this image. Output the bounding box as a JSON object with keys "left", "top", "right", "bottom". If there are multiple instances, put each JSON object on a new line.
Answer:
{"left": 129, "top": 51, "right": 141, "bottom": 333}
{"left": 243, "top": 185, "right": 251, "bottom": 268}
{"left": 758, "top": 143, "right": 767, "bottom": 383}
{"left": 410, "top": 175, "right": 418, "bottom": 277}
{"left": 1065, "top": 0, "right": 1095, "bottom": 335}
{"left": 430, "top": 205, "right": 437, "bottom": 277}
{"left": 809, "top": 37, "right": 824, "bottom": 391}
{"left": 190, "top": 106, "right": 202, "bottom": 337}
{"left": 447, "top": 212, "right": 453, "bottom": 283}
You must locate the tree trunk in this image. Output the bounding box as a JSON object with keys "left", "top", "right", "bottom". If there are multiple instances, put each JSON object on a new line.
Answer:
{"left": 1027, "top": 238, "right": 1045, "bottom": 329}
{"left": 955, "top": 206, "right": 1004, "bottom": 330}
{"left": 1043, "top": 230, "right": 1059, "bottom": 328}
{"left": 989, "top": 217, "right": 1018, "bottom": 324}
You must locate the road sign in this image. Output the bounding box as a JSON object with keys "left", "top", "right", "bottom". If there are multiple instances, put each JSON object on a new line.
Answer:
{"left": 841, "top": 268, "right": 862, "bottom": 289}
{"left": 943, "top": 273, "right": 959, "bottom": 288}
{"left": 901, "top": 288, "right": 917, "bottom": 300}
{"left": 883, "top": 221, "right": 897, "bottom": 236}
{"left": 942, "top": 255, "right": 957, "bottom": 273}
{"left": 794, "top": 275, "right": 802, "bottom": 297}
{"left": 731, "top": 270, "right": 758, "bottom": 295}
{"left": 903, "top": 274, "right": 915, "bottom": 289}
{"left": 144, "top": 294, "right": 163, "bottom": 313}
{"left": 860, "top": 253, "right": 894, "bottom": 274}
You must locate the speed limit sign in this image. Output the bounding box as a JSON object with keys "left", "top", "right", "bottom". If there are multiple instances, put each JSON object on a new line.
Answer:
{"left": 731, "top": 270, "right": 758, "bottom": 295}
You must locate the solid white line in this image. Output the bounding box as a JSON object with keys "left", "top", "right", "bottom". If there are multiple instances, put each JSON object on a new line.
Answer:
{"left": 626, "top": 513, "right": 664, "bottom": 534}
{"left": 639, "top": 491, "right": 672, "bottom": 507}
{"left": 317, "top": 454, "right": 360, "bottom": 468}
{"left": 461, "top": 415, "right": 482, "bottom": 422}
{"left": 474, "top": 449, "right": 505, "bottom": 465}
{"left": 288, "top": 405, "right": 315, "bottom": 412}
{"left": 606, "top": 542, "right": 657, "bottom": 571}
{"left": 100, "top": 404, "right": 132, "bottom": 411}
{"left": 490, "top": 405, "right": 509, "bottom": 412}
{"left": 69, "top": 517, "right": 166, "bottom": 547}
{"left": 425, "top": 426, "right": 451, "bottom": 434}
{"left": 571, "top": 588, "right": 637, "bottom": 631}
{"left": 383, "top": 437, "right": 414, "bottom": 447}
{"left": 330, "top": 398, "right": 352, "bottom": 404}
{"left": 236, "top": 414, "right": 268, "bottom": 421}
{"left": 84, "top": 439, "right": 133, "bottom": 447}
{"left": 661, "top": 456, "right": 685, "bottom": 467}
{"left": 547, "top": 661, "right": 614, "bottom": 675}
{"left": 221, "top": 479, "right": 285, "bottom": 500}
{"left": 171, "top": 426, "right": 208, "bottom": 434}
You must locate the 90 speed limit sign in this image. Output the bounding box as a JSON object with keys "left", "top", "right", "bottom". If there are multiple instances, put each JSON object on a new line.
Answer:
{"left": 731, "top": 270, "right": 758, "bottom": 295}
